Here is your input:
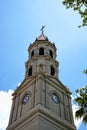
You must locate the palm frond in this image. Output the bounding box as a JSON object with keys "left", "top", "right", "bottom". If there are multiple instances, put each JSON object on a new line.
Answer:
{"left": 83, "top": 115, "right": 87, "bottom": 124}
{"left": 75, "top": 97, "right": 83, "bottom": 103}
{"left": 75, "top": 107, "right": 84, "bottom": 118}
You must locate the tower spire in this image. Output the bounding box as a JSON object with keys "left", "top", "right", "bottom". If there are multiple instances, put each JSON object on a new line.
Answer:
{"left": 6, "top": 29, "right": 76, "bottom": 130}
{"left": 40, "top": 25, "right": 46, "bottom": 34}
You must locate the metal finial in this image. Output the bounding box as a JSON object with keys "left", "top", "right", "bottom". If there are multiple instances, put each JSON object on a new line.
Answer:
{"left": 40, "top": 25, "right": 46, "bottom": 34}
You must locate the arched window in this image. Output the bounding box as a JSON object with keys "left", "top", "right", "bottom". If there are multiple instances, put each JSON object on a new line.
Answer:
{"left": 50, "top": 50, "right": 53, "bottom": 58}
{"left": 39, "top": 47, "right": 44, "bottom": 55}
{"left": 31, "top": 50, "right": 34, "bottom": 58}
{"left": 28, "top": 66, "right": 32, "bottom": 76}
{"left": 51, "top": 66, "right": 55, "bottom": 76}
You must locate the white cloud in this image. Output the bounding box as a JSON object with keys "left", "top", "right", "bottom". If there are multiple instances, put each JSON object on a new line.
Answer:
{"left": 0, "top": 90, "right": 13, "bottom": 130}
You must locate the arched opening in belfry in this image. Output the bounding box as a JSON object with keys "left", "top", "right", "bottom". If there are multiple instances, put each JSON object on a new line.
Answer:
{"left": 50, "top": 50, "right": 53, "bottom": 58}
{"left": 31, "top": 50, "right": 34, "bottom": 58}
{"left": 39, "top": 47, "right": 44, "bottom": 55}
{"left": 28, "top": 66, "right": 32, "bottom": 76}
{"left": 51, "top": 66, "right": 55, "bottom": 76}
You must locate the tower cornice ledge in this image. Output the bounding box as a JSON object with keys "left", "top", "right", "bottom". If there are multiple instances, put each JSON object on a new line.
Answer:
{"left": 28, "top": 37, "right": 56, "bottom": 52}
{"left": 7, "top": 104, "right": 76, "bottom": 130}
{"left": 12, "top": 72, "right": 71, "bottom": 97}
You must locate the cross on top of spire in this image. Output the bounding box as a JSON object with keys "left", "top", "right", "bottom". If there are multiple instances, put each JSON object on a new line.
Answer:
{"left": 37, "top": 25, "right": 48, "bottom": 41}
{"left": 40, "top": 25, "right": 46, "bottom": 34}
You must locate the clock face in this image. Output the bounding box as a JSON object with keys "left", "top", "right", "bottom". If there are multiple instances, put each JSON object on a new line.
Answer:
{"left": 22, "top": 94, "right": 29, "bottom": 104}
{"left": 51, "top": 93, "right": 59, "bottom": 104}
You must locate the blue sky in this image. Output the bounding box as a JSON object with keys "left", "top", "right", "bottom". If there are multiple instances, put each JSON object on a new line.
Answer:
{"left": 0, "top": 0, "right": 87, "bottom": 130}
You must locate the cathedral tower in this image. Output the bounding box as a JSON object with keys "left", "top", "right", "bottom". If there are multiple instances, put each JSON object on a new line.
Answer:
{"left": 7, "top": 28, "right": 76, "bottom": 130}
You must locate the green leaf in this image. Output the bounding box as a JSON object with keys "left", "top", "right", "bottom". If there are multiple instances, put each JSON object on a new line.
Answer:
{"left": 75, "top": 107, "right": 84, "bottom": 118}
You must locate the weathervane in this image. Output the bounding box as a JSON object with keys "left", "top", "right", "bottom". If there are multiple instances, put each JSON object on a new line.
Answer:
{"left": 40, "top": 25, "right": 46, "bottom": 34}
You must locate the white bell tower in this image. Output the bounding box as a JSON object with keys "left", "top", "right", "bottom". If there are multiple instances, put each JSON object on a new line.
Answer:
{"left": 7, "top": 28, "right": 76, "bottom": 130}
